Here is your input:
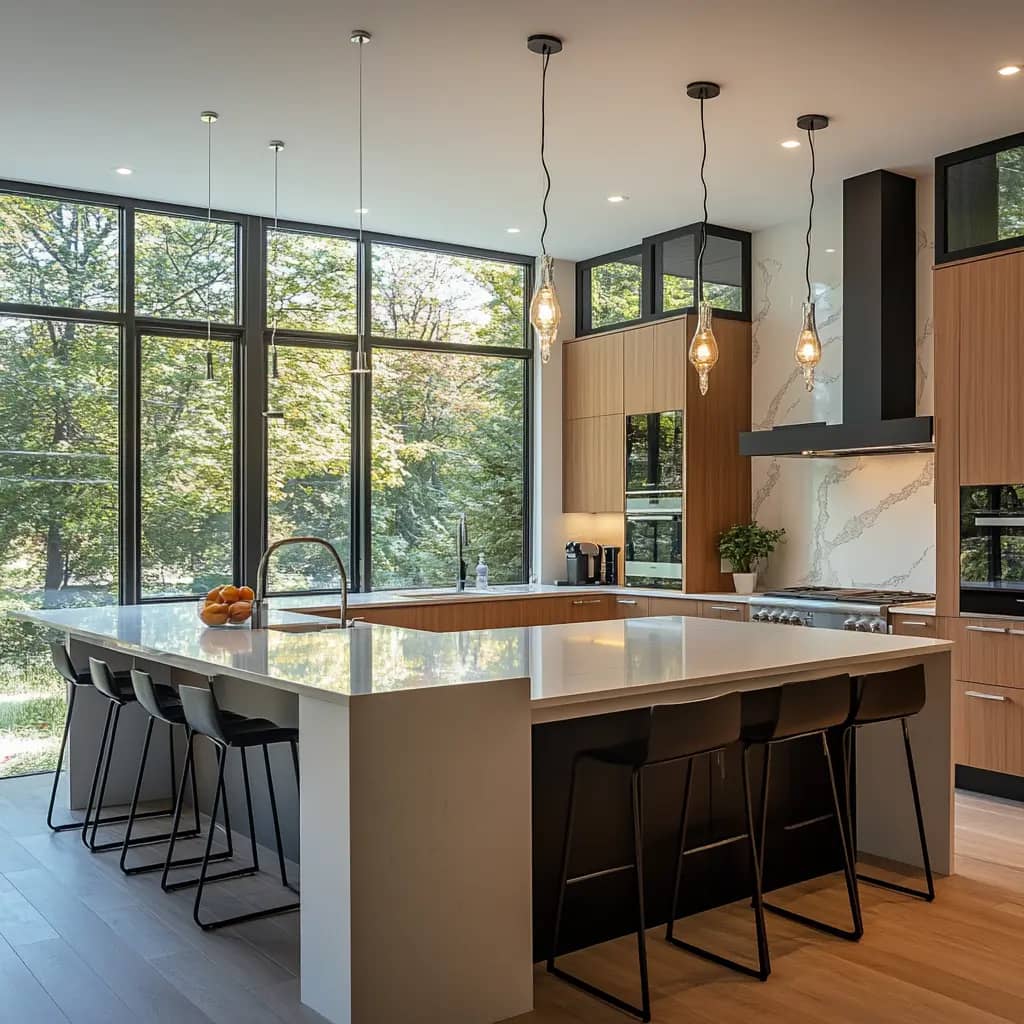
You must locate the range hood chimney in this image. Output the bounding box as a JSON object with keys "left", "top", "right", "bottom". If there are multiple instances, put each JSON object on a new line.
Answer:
{"left": 739, "top": 169, "right": 933, "bottom": 458}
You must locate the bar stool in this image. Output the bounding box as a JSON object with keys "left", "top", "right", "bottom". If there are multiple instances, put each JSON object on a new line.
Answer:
{"left": 46, "top": 642, "right": 130, "bottom": 832}
{"left": 843, "top": 664, "right": 934, "bottom": 901}
{"left": 547, "top": 693, "right": 769, "bottom": 1023}
{"left": 743, "top": 674, "right": 863, "bottom": 942}
{"left": 81, "top": 657, "right": 180, "bottom": 853}
{"left": 163, "top": 684, "right": 300, "bottom": 931}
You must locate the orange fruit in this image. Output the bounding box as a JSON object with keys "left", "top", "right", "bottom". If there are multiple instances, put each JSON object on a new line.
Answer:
{"left": 237, "top": 586, "right": 255, "bottom": 602}
{"left": 206, "top": 586, "right": 224, "bottom": 605}
{"left": 228, "top": 600, "right": 252, "bottom": 623}
{"left": 220, "top": 585, "right": 241, "bottom": 604}
{"left": 200, "top": 603, "right": 229, "bottom": 626}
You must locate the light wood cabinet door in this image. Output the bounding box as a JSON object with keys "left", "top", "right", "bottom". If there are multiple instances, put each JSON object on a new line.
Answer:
{"left": 563, "top": 415, "right": 624, "bottom": 513}
{"left": 958, "top": 251, "right": 1024, "bottom": 484}
{"left": 622, "top": 326, "right": 655, "bottom": 414}
{"left": 953, "top": 679, "right": 1024, "bottom": 777}
{"left": 890, "top": 612, "right": 938, "bottom": 638}
{"left": 652, "top": 319, "right": 687, "bottom": 413}
{"left": 613, "top": 595, "right": 650, "bottom": 617}
{"left": 563, "top": 333, "right": 624, "bottom": 419}
{"left": 950, "top": 617, "right": 1024, "bottom": 688}
{"left": 648, "top": 597, "right": 702, "bottom": 617}
{"left": 700, "top": 600, "right": 748, "bottom": 621}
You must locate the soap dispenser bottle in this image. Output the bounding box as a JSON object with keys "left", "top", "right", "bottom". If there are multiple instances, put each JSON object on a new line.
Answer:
{"left": 475, "top": 554, "right": 489, "bottom": 590}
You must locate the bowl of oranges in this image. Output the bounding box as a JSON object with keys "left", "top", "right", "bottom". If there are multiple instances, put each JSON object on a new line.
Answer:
{"left": 199, "top": 584, "right": 255, "bottom": 628}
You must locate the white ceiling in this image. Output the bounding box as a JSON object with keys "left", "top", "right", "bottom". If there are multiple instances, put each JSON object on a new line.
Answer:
{"left": 3, "top": 0, "right": 1024, "bottom": 260}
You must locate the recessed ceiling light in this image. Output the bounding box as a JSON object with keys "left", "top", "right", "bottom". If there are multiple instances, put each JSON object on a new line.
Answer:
{"left": 606, "top": 194, "right": 628, "bottom": 203}
{"left": 998, "top": 64, "right": 1021, "bottom": 76}
{"left": 781, "top": 140, "right": 801, "bottom": 149}
{"left": 114, "top": 166, "right": 133, "bottom": 175}
{"left": 506, "top": 227, "right": 521, "bottom": 234}
{"left": 825, "top": 247, "right": 836, "bottom": 253}
{"left": 354, "top": 207, "right": 369, "bottom": 214}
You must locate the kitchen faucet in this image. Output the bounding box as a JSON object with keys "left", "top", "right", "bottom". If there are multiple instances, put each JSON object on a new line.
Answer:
{"left": 456, "top": 513, "right": 468, "bottom": 592}
{"left": 250, "top": 536, "right": 354, "bottom": 629}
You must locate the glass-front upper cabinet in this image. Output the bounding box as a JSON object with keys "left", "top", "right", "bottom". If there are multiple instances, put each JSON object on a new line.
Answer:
{"left": 576, "top": 246, "right": 645, "bottom": 333}
{"left": 937, "top": 132, "right": 1024, "bottom": 262}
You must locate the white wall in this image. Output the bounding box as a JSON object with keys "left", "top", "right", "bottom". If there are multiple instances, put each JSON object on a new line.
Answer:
{"left": 748, "top": 176, "right": 936, "bottom": 591}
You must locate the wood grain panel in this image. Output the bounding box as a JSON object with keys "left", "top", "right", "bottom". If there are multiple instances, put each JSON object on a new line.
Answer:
{"left": 562, "top": 333, "right": 623, "bottom": 419}
{"left": 613, "top": 595, "right": 650, "bottom": 617}
{"left": 652, "top": 318, "right": 687, "bottom": 413}
{"left": 562, "top": 415, "right": 624, "bottom": 513}
{"left": 647, "top": 597, "right": 701, "bottom": 616}
{"left": 933, "top": 265, "right": 960, "bottom": 617}
{"left": 890, "top": 612, "right": 939, "bottom": 638}
{"left": 958, "top": 250, "right": 1024, "bottom": 484}
{"left": 684, "top": 317, "right": 752, "bottom": 592}
{"left": 699, "top": 600, "right": 748, "bottom": 621}
{"left": 953, "top": 678, "right": 1024, "bottom": 776}
{"left": 949, "top": 616, "right": 1024, "bottom": 688}
{"left": 622, "top": 326, "right": 654, "bottom": 415}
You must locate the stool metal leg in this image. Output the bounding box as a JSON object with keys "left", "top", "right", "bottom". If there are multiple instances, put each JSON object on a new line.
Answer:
{"left": 46, "top": 683, "right": 80, "bottom": 832}
{"left": 666, "top": 752, "right": 770, "bottom": 981}
{"left": 80, "top": 700, "right": 115, "bottom": 848}
{"left": 853, "top": 719, "right": 935, "bottom": 902}
{"left": 264, "top": 744, "right": 292, "bottom": 889}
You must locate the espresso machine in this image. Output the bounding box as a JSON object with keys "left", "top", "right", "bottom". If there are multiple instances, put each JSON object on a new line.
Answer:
{"left": 564, "top": 541, "right": 602, "bottom": 585}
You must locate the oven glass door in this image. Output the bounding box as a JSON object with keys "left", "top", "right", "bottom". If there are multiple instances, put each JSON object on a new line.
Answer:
{"left": 625, "top": 512, "right": 682, "bottom": 589}
{"left": 625, "top": 411, "right": 683, "bottom": 495}
{"left": 960, "top": 484, "right": 1024, "bottom": 614}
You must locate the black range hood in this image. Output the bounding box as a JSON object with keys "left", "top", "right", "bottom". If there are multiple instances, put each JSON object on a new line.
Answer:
{"left": 740, "top": 170, "right": 933, "bottom": 458}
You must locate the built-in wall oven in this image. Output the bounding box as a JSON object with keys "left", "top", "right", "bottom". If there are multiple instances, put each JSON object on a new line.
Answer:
{"left": 960, "top": 484, "right": 1024, "bottom": 615}
{"left": 625, "top": 411, "right": 683, "bottom": 589}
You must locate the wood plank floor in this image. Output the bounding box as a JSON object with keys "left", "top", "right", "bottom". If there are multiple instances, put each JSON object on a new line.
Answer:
{"left": 1, "top": 773, "right": 1023, "bottom": 1022}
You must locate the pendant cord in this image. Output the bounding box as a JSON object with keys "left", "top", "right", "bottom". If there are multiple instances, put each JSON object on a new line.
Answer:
{"left": 697, "top": 95, "right": 708, "bottom": 305}
{"left": 270, "top": 145, "right": 280, "bottom": 353}
{"left": 206, "top": 116, "right": 213, "bottom": 354}
{"left": 357, "top": 36, "right": 366, "bottom": 362}
{"left": 805, "top": 126, "right": 815, "bottom": 306}
{"left": 539, "top": 49, "right": 552, "bottom": 257}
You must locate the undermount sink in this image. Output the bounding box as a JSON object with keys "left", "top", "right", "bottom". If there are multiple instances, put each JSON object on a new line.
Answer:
{"left": 394, "top": 587, "right": 483, "bottom": 600}
{"left": 266, "top": 621, "right": 342, "bottom": 633}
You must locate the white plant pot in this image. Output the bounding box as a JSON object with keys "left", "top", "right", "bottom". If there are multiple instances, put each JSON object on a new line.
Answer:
{"left": 732, "top": 572, "right": 757, "bottom": 594}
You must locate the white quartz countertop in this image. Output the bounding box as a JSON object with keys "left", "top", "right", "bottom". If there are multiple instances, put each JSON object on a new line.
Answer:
{"left": 14, "top": 601, "right": 951, "bottom": 709}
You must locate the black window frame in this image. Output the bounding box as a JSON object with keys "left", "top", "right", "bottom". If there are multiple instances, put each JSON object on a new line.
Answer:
{"left": 575, "top": 222, "right": 752, "bottom": 335}
{"left": 935, "top": 130, "right": 1024, "bottom": 264}
{"left": 0, "top": 177, "right": 534, "bottom": 602}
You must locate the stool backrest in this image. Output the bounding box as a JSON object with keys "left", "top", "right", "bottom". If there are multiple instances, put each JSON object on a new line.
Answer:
{"left": 88, "top": 657, "right": 122, "bottom": 702}
{"left": 772, "top": 673, "right": 852, "bottom": 740}
{"left": 853, "top": 664, "right": 926, "bottom": 723}
{"left": 178, "top": 685, "right": 228, "bottom": 744}
{"left": 130, "top": 669, "right": 173, "bottom": 723}
{"left": 51, "top": 641, "right": 82, "bottom": 686}
{"left": 646, "top": 692, "right": 742, "bottom": 764}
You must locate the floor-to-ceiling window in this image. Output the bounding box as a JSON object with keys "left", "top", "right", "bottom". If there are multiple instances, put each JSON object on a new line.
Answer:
{"left": 0, "top": 180, "right": 532, "bottom": 775}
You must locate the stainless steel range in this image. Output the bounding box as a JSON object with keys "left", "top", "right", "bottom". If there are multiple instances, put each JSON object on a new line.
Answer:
{"left": 749, "top": 587, "right": 935, "bottom": 632}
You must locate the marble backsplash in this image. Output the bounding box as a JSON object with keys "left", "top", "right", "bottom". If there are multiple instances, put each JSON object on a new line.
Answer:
{"left": 749, "top": 175, "right": 936, "bottom": 592}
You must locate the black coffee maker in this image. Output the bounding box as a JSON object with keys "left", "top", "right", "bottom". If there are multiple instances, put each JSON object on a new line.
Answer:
{"left": 566, "top": 541, "right": 602, "bottom": 585}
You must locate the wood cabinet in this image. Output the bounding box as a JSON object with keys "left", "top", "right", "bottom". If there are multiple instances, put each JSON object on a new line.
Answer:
{"left": 933, "top": 265, "right": 960, "bottom": 617}
{"left": 953, "top": 679, "right": 1024, "bottom": 777}
{"left": 359, "top": 599, "right": 527, "bottom": 632}
{"left": 523, "top": 594, "right": 617, "bottom": 625}
{"left": 648, "top": 597, "right": 701, "bottom": 617}
{"left": 956, "top": 250, "right": 1024, "bottom": 485}
{"left": 622, "top": 326, "right": 655, "bottom": 414}
{"left": 621, "top": 319, "right": 686, "bottom": 415}
{"left": 563, "top": 333, "right": 623, "bottom": 419}
{"left": 563, "top": 415, "right": 624, "bottom": 513}
{"left": 890, "top": 612, "right": 939, "bottom": 638}
{"left": 948, "top": 617, "right": 1024, "bottom": 689}
{"left": 699, "top": 600, "right": 748, "bottom": 621}
{"left": 613, "top": 595, "right": 649, "bottom": 617}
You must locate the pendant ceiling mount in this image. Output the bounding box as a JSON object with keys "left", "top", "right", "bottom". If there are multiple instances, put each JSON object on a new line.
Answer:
{"left": 527, "top": 34, "right": 562, "bottom": 55}
{"left": 796, "top": 113, "right": 830, "bottom": 132}
{"left": 685, "top": 81, "right": 720, "bottom": 101}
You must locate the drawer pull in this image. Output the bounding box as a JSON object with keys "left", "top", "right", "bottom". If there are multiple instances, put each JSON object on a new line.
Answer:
{"left": 572, "top": 598, "right": 602, "bottom": 606}
{"left": 898, "top": 620, "right": 930, "bottom": 628}
{"left": 1009, "top": 629, "right": 1024, "bottom": 637}
{"left": 965, "top": 690, "right": 1008, "bottom": 702}
{"left": 710, "top": 605, "right": 741, "bottom": 613}
{"left": 616, "top": 599, "right": 638, "bottom": 606}
{"left": 966, "top": 625, "right": 1009, "bottom": 634}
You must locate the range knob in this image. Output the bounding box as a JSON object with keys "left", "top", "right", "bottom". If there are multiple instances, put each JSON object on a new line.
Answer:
{"left": 843, "top": 617, "right": 858, "bottom": 630}
{"left": 870, "top": 619, "right": 886, "bottom": 633}
{"left": 768, "top": 611, "right": 783, "bottom": 623}
{"left": 753, "top": 610, "right": 769, "bottom": 622}
{"left": 788, "top": 614, "right": 805, "bottom": 626}
{"left": 855, "top": 618, "right": 872, "bottom": 632}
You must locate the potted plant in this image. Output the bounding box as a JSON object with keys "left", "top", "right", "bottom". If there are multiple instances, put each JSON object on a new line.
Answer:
{"left": 718, "top": 522, "right": 786, "bottom": 594}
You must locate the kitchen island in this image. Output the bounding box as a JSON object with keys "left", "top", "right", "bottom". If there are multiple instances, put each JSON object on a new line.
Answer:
{"left": 14, "top": 602, "right": 953, "bottom": 1024}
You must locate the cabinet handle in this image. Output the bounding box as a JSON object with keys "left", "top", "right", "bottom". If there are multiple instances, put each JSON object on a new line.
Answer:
{"left": 966, "top": 625, "right": 1009, "bottom": 634}
{"left": 616, "top": 599, "right": 638, "bottom": 606}
{"left": 572, "top": 598, "right": 602, "bottom": 606}
{"left": 965, "top": 690, "right": 1008, "bottom": 702}
{"left": 1009, "top": 629, "right": 1024, "bottom": 637}
{"left": 710, "top": 605, "right": 741, "bottom": 613}
{"left": 897, "top": 620, "right": 930, "bottom": 628}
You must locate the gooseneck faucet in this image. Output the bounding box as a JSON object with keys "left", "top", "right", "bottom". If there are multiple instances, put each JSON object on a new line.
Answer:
{"left": 456, "top": 513, "right": 469, "bottom": 592}
{"left": 250, "top": 536, "right": 353, "bottom": 629}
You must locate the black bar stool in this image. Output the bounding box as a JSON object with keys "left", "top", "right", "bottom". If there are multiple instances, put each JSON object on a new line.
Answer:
{"left": 743, "top": 673, "right": 863, "bottom": 942}
{"left": 81, "top": 657, "right": 179, "bottom": 852}
{"left": 548, "top": 693, "right": 769, "bottom": 1023}
{"left": 843, "top": 664, "right": 934, "bottom": 901}
{"left": 163, "top": 684, "right": 299, "bottom": 931}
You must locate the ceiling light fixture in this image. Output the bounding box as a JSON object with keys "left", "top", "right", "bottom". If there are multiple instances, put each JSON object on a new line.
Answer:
{"left": 686, "top": 81, "right": 721, "bottom": 397}
{"left": 527, "top": 33, "right": 564, "bottom": 366}
{"left": 506, "top": 227, "right": 521, "bottom": 234}
{"left": 998, "top": 64, "right": 1021, "bottom": 76}
{"left": 794, "top": 113, "right": 829, "bottom": 391}
{"left": 200, "top": 110, "right": 218, "bottom": 382}
{"left": 825, "top": 247, "right": 836, "bottom": 253}
{"left": 115, "top": 166, "right": 133, "bottom": 176}
{"left": 781, "top": 139, "right": 801, "bottom": 149}
{"left": 607, "top": 194, "right": 627, "bottom": 203}
{"left": 268, "top": 140, "right": 285, "bottom": 382}
{"left": 349, "top": 29, "right": 372, "bottom": 375}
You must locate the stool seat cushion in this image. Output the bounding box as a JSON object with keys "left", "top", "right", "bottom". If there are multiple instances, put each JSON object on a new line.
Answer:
{"left": 222, "top": 718, "right": 300, "bottom": 748}
{"left": 741, "top": 674, "right": 852, "bottom": 743}
{"left": 850, "top": 664, "right": 926, "bottom": 725}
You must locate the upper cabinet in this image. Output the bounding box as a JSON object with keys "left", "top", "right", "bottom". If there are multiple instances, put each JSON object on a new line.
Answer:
{"left": 563, "top": 332, "right": 623, "bottom": 419}
{"left": 622, "top": 320, "right": 686, "bottom": 415}
{"left": 956, "top": 250, "right": 1024, "bottom": 484}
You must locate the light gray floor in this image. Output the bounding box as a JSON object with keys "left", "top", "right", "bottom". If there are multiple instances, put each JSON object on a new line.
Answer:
{"left": 0, "top": 771, "right": 324, "bottom": 1024}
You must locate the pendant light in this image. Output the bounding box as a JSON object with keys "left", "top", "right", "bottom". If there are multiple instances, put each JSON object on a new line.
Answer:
{"left": 200, "top": 111, "right": 218, "bottom": 381}
{"left": 527, "top": 34, "right": 563, "bottom": 365}
{"left": 349, "top": 29, "right": 372, "bottom": 375}
{"left": 794, "top": 113, "right": 829, "bottom": 391}
{"left": 268, "top": 139, "right": 285, "bottom": 380}
{"left": 686, "top": 82, "right": 720, "bottom": 397}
